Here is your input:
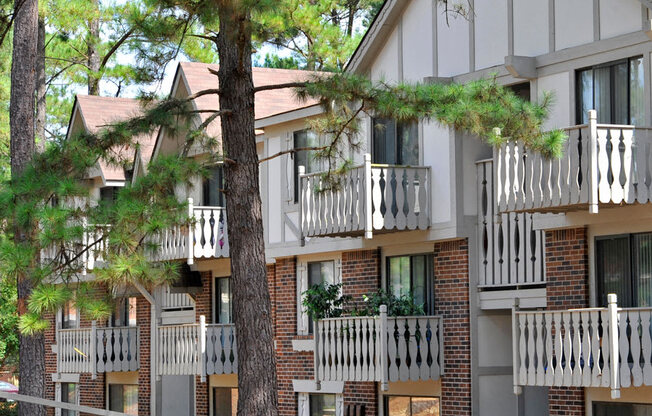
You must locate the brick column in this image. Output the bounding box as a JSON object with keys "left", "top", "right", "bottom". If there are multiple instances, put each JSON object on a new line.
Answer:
{"left": 44, "top": 311, "right": 57, "bottom": 416}
{"left": 545, "top": 227, "right": 589, "bottom": 416}
{"left": 434, "top": 239, "right": 471, "bottom": 416}
{"left": 137, "top": 295, "right": 151, "bottom": 416}
{"left": 195, "top": 271, "right": 213, "bottom": 416}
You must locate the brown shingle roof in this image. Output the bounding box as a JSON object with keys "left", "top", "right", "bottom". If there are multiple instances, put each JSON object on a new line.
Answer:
{"left": 178, "top": 62, "right": 322, "bottom": 137}
{"left": 75, "top": 95, "right": 158, "bottom": 181}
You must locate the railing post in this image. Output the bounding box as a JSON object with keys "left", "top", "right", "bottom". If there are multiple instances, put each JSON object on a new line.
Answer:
{"left": 379, "top": 305, "right": 388, "bottom": 391}
{"left": 298, "top": 165, "right": 305, "bottom": 245}
{"left": 512, "top": 299, "right": 522, "bottom": 395}
{"left": 364, "top": 154, "right": 373, "bottom": 239}
{"left": 608, "top": 293, "right": 620, "bottom": 399}
{"left": 91, "top": 321, "right": 97, "bottom": 380}
{"left": 588, "top": 110, "right": 599, "bottom": 214}
{"left": 187, "top": 198, "right": 194, "bottom": 264}
{"left": 82, "top": 217, "right": 90, "bottom": 275}
{"left": 199, "top": 315, "right": 206, "bottom": 382}
{"left": 314, "top": 320, "right": 321, "bottom": 391}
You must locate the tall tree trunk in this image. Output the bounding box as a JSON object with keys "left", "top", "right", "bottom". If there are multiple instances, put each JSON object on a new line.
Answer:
{"left": 10, "top": 0, "right": 44, "bottom": 414}
{"left": 35, "top": 16, "right": 45, "bottom": 151}
{"left": 87, "top": 0, "right": 100, "bottom": 95}
{"left": 216, "top": 4, "right": 278, "bottom": 415}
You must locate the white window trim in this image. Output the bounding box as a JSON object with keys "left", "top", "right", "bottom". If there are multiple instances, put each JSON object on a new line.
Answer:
{"left": 57, "top": 302, "right": 80, "bottom": 330}
{"left": 297, "top": 392, "right": 343, "bottom": 416}
{"left": 105, "top": 382, "right": 138, "bottom": 415}
{"left": 297, "top": 255, "right": 342, "bottom": 336}
{"left": 55, "top": 381, "right": 80, "bottom": 416}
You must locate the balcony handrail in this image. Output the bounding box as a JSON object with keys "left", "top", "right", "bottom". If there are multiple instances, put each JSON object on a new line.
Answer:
{"left": 313, "top": 306, "right": 443, "bottom": 391}
{"left": 510, "top": 294, "right": 652, "bottom": 399}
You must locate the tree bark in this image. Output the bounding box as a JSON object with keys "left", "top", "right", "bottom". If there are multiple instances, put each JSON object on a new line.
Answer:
{"left": 216, "top": 4, "right": 278, "bottom": 415}
{"left": 35, "top": 16, "right": 46, "bottom": 151}
{"left": 87, "top": 0, "right": 100, "bottom": 95}
{"left": 10, "top": 0, "right": 45, "bottom": 414}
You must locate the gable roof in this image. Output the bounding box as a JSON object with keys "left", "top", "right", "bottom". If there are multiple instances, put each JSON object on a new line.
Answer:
{"left": 73, "top": 95, "right": 158, "bottom": 182}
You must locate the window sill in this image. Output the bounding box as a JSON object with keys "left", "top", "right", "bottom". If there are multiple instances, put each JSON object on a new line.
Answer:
{"left": 292, "top": 337, "right": 314, "bottom": 352}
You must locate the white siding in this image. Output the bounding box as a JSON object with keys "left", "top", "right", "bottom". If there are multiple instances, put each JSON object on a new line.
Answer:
{"left": 267, "top": 137, "right": 282, "bottom": 244}
{"left": 437, "top": 6, "right": 470, "bottom": 77}
{"left": 402, "top": 0, "right": 434, "bottom": 82}
{"left": 423, "top": 121, "right": 452, "bottom": 224}
{"left": 370, "top": 26, "right": 400, "bottom": 82}
{"left": 537, "top": 72, "right": 571, "bottom": 129}
{"left": 513, "top": 0, "right": 549, "bottom": 57}
{"left": 474, "top": 0, "right": 508, "bottom": 70}
{"left": 555, "top": 0, "right": 594, "bottom": 51}
{"left": 599, "top": 0, "right": 642, "bottom": 40}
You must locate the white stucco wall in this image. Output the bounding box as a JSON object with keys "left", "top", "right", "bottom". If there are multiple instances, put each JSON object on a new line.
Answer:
{"left": 513, "top": 0, "right": 549, "bottom": 56}
{"left": 473, "top": 0, "right": 508, "bottom": 70}
{"left": 437, "top": 5, "right": 470, "bottom": 77}
{"left": 536, "top": 72, "right": 571, "bottom": 130}
{"left": 370, "top": 26, "right": 400, "bottom": 82}
{"left": 599, "top": 0, "right": 642, "bottom": 40}
{"left": 401, "top": 0, "right": 434, "bottom": 82}
{"left": 555, "top": 0, "right": 594, "bottom": 51}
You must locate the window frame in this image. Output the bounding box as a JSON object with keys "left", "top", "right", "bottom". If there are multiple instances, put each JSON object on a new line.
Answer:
{"left": 60, "top": 300, "right": 79, "bottom": 330}
{"left": 575, "top": 56, "right": 644, "bottom": 125}
{"left": 595, "top": 231, "right": 652, "bottom": 307}
{"left": 297, "top": 257, "right": 342, "bottom": 336}
{"left": 106, "top": 383, "right": 138, "bottom": 415}
{"left": 212, "top": 386, "right": 238, "bottom": 416}
{"left": 213, "top": 276, "right": 233, "bottom": 325}
{"left": 593, "top": 401, "right": 652, "bottom": 416}
{"left": 202, "top": 164, "right": 226, "bottom": 208}
{"left": 371, "top": 118, "right": 420, "bottom": 166}
{"left": 382, "top": 395, "right": 441, "bottom": 416}
{"left": 385, "top": 254, "right": 435, "bottom": 315}
{"left": 111, "top": 297, "right": 137, "bottom": 328}
{"left": 59, "top": 382, "right": 79, "bottom": 416}
{"left": 292, "top": 129, "right": 320, "bottom": 203}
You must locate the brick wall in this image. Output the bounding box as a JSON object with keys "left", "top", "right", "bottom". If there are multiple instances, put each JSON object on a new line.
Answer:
{"left": 44, "top": 311, "right": 56, "bottom": 416}
{"left": 272, "top": 250, "right": 380, "bottom": 416}
{"left": 137, "top": 295, "right": 151, "bottom": 416}
{"left": 433, "top": 239, "right": 471, "bottom": 416}
{"left": 545, "top": 227, "right": 589, "bottom": 416}
{"left": 195, "top": 271, "right": 213, "bottom": 416}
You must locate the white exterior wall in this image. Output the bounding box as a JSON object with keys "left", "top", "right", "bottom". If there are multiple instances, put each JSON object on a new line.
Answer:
{"left": 474, "top": 0, "right": 508, "bottom": 70}
{"left": 513, "top": 0, "right": 549, "bottom": 57}
{"left": 401, "top": 0, "right": 434, "bottom": 82}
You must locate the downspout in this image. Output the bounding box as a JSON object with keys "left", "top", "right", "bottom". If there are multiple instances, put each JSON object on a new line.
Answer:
{"left": 134, "top": 282, "right": 157, "bottom": 416}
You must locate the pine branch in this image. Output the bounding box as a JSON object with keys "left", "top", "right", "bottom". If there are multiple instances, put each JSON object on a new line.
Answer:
{"left": 253, "top": 81, "right": 308, "bottom": 93}
{"left": 258, "top": 146, "right": 328, "bottom": 164}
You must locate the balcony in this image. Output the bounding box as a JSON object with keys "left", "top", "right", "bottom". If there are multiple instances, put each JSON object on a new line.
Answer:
{"left": 156, "top": 319, "right": 237, "bottom": 378}
{"left": 494, "top": 111, "right": 652, "bottom": 214}
{"left": 512, "top": 295, "right": 652, "bottom": 399}
{"left": 56, "top": 325, "right": 139, "bottom": 375}
{"left": 313, "top": 309, "right": 443, "bottom": 389}
{"left": 299, "top": 155, "right": 431, "bottom": 239}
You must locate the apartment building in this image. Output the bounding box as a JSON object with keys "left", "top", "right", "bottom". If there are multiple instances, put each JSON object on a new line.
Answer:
{"left": 43, "top": 0, "right": 652, "bottom": 415}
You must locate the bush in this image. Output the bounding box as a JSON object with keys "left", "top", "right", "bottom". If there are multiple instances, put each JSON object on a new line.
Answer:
{"left": 355, "top": 289, "right": 425, "bottom": 317}
{"left": 302, "top": 283, "right": 351, "bottom": 321}
{"left": 0, "top": 402, "right": 17, "bottom": 416}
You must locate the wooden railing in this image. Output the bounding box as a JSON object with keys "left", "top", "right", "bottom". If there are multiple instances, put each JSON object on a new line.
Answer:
{"left": 156, "top": 317, "right": 237, "bottom": 378}
{"left": 313, "top": 307, "right": 444, "bottom": 390}
{"left": 57, "top": 323, "right": 139, "bottom": 375}
{"left": 476, "top": 160, "right": 545, "bottom": 287}
{"left": 512, "top": 294, "right": 652, "bottom": 399}
{"left": 299, "top": 154, "right": 431, "bottom": 239}
{"left": 41, "top": 223, "right": 110, "bottom": 275}
{"left": 150, "top": 199, "right": 229, "bottom": 263}
{"left": 495, "top": 110, "right": 652, "bottom": 213}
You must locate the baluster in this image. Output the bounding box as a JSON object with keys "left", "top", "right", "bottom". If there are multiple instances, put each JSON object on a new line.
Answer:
{"left": 630, "top": 311, "right": 643, "bottom": 387}
{"left": 641, "top": 311, "right": 652, "bottom": 385}
{"left": 581, "top": 312, "right": 592, "bottom": 386}
{"left": 590, "top": 311, "right": 602, "bottom": 387}
{"left": 417, "top": 168, "right": 429, "bottom": 230}
{"left": 406, "top": 169, "right": 418, "bottom": 229}
{"left": 418, "top": 317, "right": 429, "bottom": 381}
{"left": 610, "top": 129, "right": 624, "bottom": 203}
{"left": 620, "top": 311, "right": 632, "bottom": 388}
{"left": 553, "top": 313, "right": 564, "bottom": 386}
{"left": 407, "top": 318, "right": 419, "bottom": 381}
{"left": 597, "top": 128, "right": 611, "bottom": 203}
{"left": 623, "top": 129, "right": 635, "bottom": 203}
{"left": 398, "top": 319, "right": 409, "bottom": 382}
{"left": 535, "top": 314, "right": 545, "bottom": 386}
{"left": 384, "top": 168, "right": 396, "bottom": 231}
{"left": 635, "top": 139, "right": 650, "bottom": 203}
{"left": 387, "top": 319, "right": 398, "bottom": 382}
{"left": 518, "top": 314, "right": 527, "bottom": 385}
{"left": 526, "top": 314, "right": 536, "bottom": 385}
{"left": 545, "top": 314, "right": 554, "bottom": 386}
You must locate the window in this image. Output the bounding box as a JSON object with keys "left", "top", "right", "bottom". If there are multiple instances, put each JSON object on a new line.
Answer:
{"left": 111, "top": 297, "right": 137, "bottom": 327}
{"left": 202, "top": 165, "right": 225, "bottom": 207}
{"left": 61, "top": 301, "right": 78, "bottom": 329}
{"left": 60, "top": 383, "right": 78, "bottom": 416}
{"left": 508, "top": 82, "right": 531, "bottom": 101}
{"left": 384, "top": 396, "right": 440, "bottom": 416}
{"left": 309, "top": 394, "right": 336, "bottom": 416}
{"left": 213, "top": 387, "right": 238, "bottom": 416}
{"left": 108, "top": 384, "right": 138, "bottom": 415}
{"left": 387, "top": 255, "right": 434, "bottom": 315}
{"left": 576, "top": 56, "right": 644, "bottom": 125}
{"left": 372, "top": 119, "right": 419, "bottom": 166}
{"left": 593, "top": 402, "right": 652, "bottom": 416}
{"left": 100, "top": 187, "right": 119, "bottom": 205}
{"left": 596, "top": 233, "right": 652, "bottom": 307}
{"left": 293, "top": 130, "right": 320, "bottom": 202}
{"left": 307, "top": 261, "right": 335, "bottom": 334}
{"left": 214, "top": 277, "right": 232, "bottom": 324}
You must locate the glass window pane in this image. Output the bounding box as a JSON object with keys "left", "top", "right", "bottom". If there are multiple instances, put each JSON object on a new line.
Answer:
{"left": 309, "top": 394, "right": 336, "bottom": 416}
{"left": 61, "top": 383, "right": 77, "bottom": 416}
{"left": 613, "top": 62, "right": 629, "bottom": 125}
{"left": 123, "top": 385, "right": 138, "bottom": 415}
{"left": 214, "top": 388, "right": 237, "bottom": 416}
{"left": 307, "top": 261, "right": 335, "bottom": 334}
{"left": 373, "top": 118, "right": 397, "bottom": 164}
{"left": 63, "top": 301, "right": 77, "bottom": 329}
{"left": 578, "top": 69, "right": 593, "bottom": 124}
{"left": 594, "top": 402, "right": 635, "bottom": 416}
{"left": 389, "top": 257, "right": 411, "bottom": 298}
{"left": 596, "top": 236, "right": 632, "bottom": 307}
{"left": 397, "top": 122, "right": 419, "bottom": 166}
{"left": 634, "top": 233, "right": 652, "bottom": 307}
{"left": 412, "top": 256, "right": 426, "bottom": 308}
{"left": 630, "top": 57, "right": 645, "bottom": 126}
{"left": 109, "top": 385, "right": 124, "bottom": 413}
{"left": 293, "top": 130, "right": 319, "bottom": 202}
{"left": 594, "top": 66, "right": 612, "bottom": 123}
{"left": 216, "top": 278, "right": 232, "bottom": 324}
{"left": 411, "top": 397, "right": 440, "bottom": 416}
{"left": 387, "top": 396, "right": 411, "bottom": 416}
{"left": 128, "top": 297, "right": 137, "bottom": 327}
{"left": 203, "top": 165, "right": 225, "bottom": 207}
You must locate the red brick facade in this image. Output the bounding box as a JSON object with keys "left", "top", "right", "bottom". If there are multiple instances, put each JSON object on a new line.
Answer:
{"left": 433, "top": 239, "right": 471, "bottom": 416}
{"left": 545, "top": 227, "right": 589, "bottom": 416}
{"left": 195, "top": 271, "right": 213, "bottom": 416}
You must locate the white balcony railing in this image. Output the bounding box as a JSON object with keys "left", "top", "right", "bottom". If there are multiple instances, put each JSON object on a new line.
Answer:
{"left": 313, "top": 307, "right": 444, "bottom": 390}
{"left": 299, "top": 154, "right": 431, "bottom": 239}
{"left": 512, "top": 294, "right": 652, "bottom": 399}
{"left": 495, "top": 110, "right": 652, "bottom": 213}
{"left": 156, "top": 317, "right": 237, "bottom": 378}
{"left": 57, "top": 323, "right": 139, "bottom": 375}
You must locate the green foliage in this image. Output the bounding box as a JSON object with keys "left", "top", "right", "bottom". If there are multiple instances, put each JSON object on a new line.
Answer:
{"left": 0, "top": 402, "right": 17, "bottom": 416}
{"left": 0, "top": 278, "right": 18, "bottom": 367}
{"left": 302, "top": 283, "right": 351, "bottom": 321}
{"left": 18, "top": 313, "right": 50, "bottom": 335}
{"left": 255, "top": 53, "right": 301, "bottom": 69}
{"left": 355, "top": 289, "right": 425, "bottom": 317}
